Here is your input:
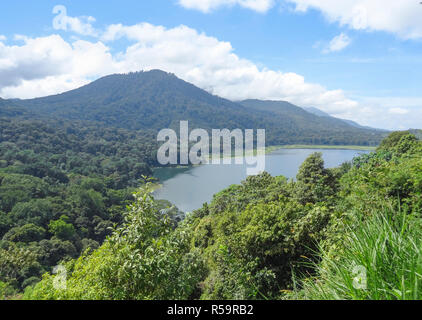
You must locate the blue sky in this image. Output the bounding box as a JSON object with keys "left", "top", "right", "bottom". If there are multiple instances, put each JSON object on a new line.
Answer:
{"left": 0, "top": 0, "right": 421, "bottom": 129}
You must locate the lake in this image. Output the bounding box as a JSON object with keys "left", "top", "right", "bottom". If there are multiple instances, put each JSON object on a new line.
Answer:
{"left": 153, "top": 148, "right": 369, "bottom": 212}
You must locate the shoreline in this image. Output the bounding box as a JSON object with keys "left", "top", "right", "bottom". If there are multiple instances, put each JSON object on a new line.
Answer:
{"left": 266, "top": 144, "right": 376, "bottom": 153}
{"left": 152, "top": 144, "right": 374, "bottom": 173}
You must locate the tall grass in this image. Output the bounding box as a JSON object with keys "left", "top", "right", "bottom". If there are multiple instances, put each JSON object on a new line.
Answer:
{"left": 292, "top": 204, "right": 422, "bottom": 300}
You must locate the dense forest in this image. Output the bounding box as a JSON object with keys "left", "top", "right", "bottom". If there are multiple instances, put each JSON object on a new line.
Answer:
{"left": 0, "top": 118, "right": 169, "bottom": 295}
{"left": 7, "top": 130, "right": 420, "bottom": 300}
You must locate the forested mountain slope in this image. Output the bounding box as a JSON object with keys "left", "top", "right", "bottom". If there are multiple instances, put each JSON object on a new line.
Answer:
{"left": 241, "top": 99, "right": 385, "bottom": 134}
{"left": 3, "top": 70, "right": 386, "bottom": 146}
{"left": 240, "top": 99, "right": 359, "bottom": 129}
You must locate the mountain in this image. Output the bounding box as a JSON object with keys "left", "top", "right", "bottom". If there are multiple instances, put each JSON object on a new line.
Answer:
{"left": 12, "top": 70, "right": 257, "bottom": 131}
{"left": 239, "top": 99, "right": 386, "bottom": 143}
{"left": 2, "top": 70, "right": 386, "bottom": 146}
{"left": 240, "top": 99, "right": 358, "bottom": 131}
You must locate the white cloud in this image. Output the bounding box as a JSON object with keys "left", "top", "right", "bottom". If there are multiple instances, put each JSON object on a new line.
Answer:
{"left": 0, "top": 35, "right": 6, "bottom": 41}
{"left": 323, "top": 33, "right": 351, "bottom": 53}
{"left": 0, "top": 35, "right": 72, "bottom": 89}
{"left": 178, "top": 0, "right": 422, "bottom": 39}
{"left": 0, "top": 34, "right": 115, "bottom": 98}
{"left": 340, "top": 96, "right": 422, "bottom": 130}
{"left": 389, "top": 107, "right": 409, "bottom": 115}
{"left": 52, "top": 5, "right": 98, "bottom": 37}
{"left": 287, "top": 0, "right": 422, "bottom": 39}
{"left": 362, "top": 96, "right": 422, "bottom": 109}
{"left": 178, "top": 0, "right": 275, "bottom": 13}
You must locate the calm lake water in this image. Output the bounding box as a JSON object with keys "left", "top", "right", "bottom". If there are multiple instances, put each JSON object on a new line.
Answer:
{"left": 153, "top": 148, "right": 369, "bottom": 212}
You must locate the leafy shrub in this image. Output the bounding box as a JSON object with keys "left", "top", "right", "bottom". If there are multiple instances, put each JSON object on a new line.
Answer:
{"left": 48, "top": 216, "right": 76, "bottom": 241}
{"left": 26, "top": 183, "right": 205, "bottom": 300}
{"left": 3, "top": 224, "right": 46, "bottom": 243}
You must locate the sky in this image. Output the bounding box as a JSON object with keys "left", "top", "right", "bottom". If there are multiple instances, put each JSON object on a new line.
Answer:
{"left": 0, "top": 0, "right": 421, "bottom": 130}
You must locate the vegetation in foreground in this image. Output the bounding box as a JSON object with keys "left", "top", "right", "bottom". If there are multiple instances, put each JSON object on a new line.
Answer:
{"left": 16, "top": 131, "right": 422, "bottom": 300}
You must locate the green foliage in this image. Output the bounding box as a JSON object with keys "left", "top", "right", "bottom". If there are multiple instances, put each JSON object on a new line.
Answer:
{"left": 201, "top": 244, "right": 276, "bottom": 300}
{"left": 0, "top": 119, "right": 156, "bottom": 187}
{"left": 0, "top": 243, "right": 42, "bottom": 289}
{"left": 0, "top": 280, "right": 15, "bottom": 299}
{"left": 0, "top": 173, "right": 50, "bottom": 212}
{"left": 9, "top": 199, "right": 54, "bottom": 227}
{"left": 293, "top": 207, "right": 422, "bottom": 300}
{"left": 0, "top": 119, "right": 156, "bottom": 292}
{"left": 36, "top": 239, "right": 77, "bottom": 267}
{"left": 0, "top": 211, "right": 11, "bottom": 238}
{"left": 377, "top": 131, "right": 412, "bottom": 152}
{"left": 287, "top": 131, "right": 422, "bottom": 300}
{"left": 21, "top": 276, "right": 41, "bottom": 290}
{"left": 80, "top": 238, "right": 99, "bottom": 253}
{"left": 3, "top": 224, "right": 46, "bottom": 243}
{"left": 48, "top": 216, "right": 76, "bottom": 241}
{"left": 294, "top": 152, "right": 338, "bottom": 205}
{"left": 26, "top": 183, "right": 205, "bottom": 300}
{"left": 184, "top": 172, "right": 333, "bottom": 299}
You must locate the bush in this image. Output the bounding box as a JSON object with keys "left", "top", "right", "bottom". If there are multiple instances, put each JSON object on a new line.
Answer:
{"left": 26, "top": 184, "right": 205, "bottom": 300}
{"left": 3, "top": 224, "right": 46, "bottom": 243}
{"left": 22, "top": 276, "right": 41, "bottom": 289}
{"left": 48, "top": 216, "right": 76, "bottom": 241}
{"left": 293, "top": 205, "right": 422, "bottom": 300}
{"left": 9, "top": 199, "right": 54, "bottom": 227}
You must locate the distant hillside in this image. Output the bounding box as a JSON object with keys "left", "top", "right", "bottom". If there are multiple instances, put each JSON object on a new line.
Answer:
{"left": 409, "top": 129, "right": 422, "bottom": 140}
{"left": 240, "top": 99, "right": 353, "bottom": 131}
{"left": 303, "top": 106, "right": 384, "bottom": 131}
{"left": 2, "top": 70, "right": 386, "bottom": 146}
{"left": 0, "top": 98, "right": 29, "bottom": 117}
{"left": 240, "top": 99, "right": 386, "bottom": 144}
